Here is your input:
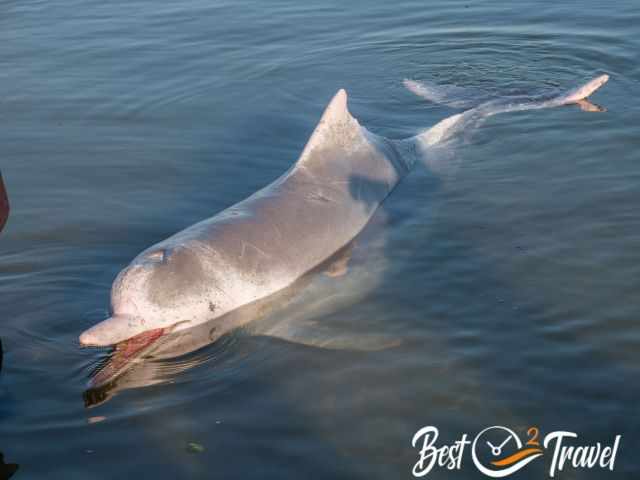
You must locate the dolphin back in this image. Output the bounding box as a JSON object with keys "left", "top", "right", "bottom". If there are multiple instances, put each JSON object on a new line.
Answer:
{"left": 145, "top": 90, "right": 410, "bottom": 319}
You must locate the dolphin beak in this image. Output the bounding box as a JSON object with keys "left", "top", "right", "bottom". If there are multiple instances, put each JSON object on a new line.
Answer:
{"left": 79, "top": 315, "right": 146, "bottom": 347}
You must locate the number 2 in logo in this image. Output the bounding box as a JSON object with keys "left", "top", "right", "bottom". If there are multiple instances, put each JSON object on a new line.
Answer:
{"left": 526, "top": 427, "right": 540, "bottom": 447}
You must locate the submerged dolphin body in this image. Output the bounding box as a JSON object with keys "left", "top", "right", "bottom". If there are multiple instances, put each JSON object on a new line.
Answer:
{"left": 79, "top": 75, "right": 609, "bottom": 357}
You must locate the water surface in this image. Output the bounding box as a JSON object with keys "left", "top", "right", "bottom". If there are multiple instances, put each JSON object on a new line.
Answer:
{"left": 1, "top": 0, "right": 639, "bottom": 478}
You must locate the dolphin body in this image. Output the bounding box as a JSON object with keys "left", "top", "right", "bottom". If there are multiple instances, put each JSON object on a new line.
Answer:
{"left": 79, "top": 75, "right": 609, "bottom": 356}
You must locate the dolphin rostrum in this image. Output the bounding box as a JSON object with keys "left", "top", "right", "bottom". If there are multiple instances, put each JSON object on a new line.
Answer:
{"left": 79, "top": 75, "right": 609, "bottom": 359}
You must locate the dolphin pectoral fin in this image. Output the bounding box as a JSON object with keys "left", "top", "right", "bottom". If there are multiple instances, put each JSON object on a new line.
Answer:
{"left": 575, "top": 99, "right": 606, "bottom": 112}
{"left": 324, "top": 258, "right": 349, "bottom": 278}
{"left": 323, "top": 244, "right": 353, "bottom": 278}
{"left": 256, "top": 321, "right": 401, "bottom": 352}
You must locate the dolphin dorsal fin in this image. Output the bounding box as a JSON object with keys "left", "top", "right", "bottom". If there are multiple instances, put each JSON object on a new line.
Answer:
{"left": 296, "top": 89, "right": 366, "bottom": 166}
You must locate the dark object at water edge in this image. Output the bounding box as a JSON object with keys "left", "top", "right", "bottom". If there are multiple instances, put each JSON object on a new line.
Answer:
{"left": 0, "top": 172, "right": 8, "bottom": 234}
{"left": 0, "top": 452, "right": 18, "bottom": 479}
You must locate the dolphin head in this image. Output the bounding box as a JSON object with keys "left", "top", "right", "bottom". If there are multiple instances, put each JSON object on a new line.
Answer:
{"left": 79, "top": 244, "right": 221, "bottom": 348}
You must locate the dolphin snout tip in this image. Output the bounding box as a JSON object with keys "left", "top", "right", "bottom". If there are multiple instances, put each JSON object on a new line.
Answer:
{"left": 79, "top": 326, "right": 112, "bottom": 347}
{"left": 79, "top": 315, "right": 145, "bottom": 347}
{"left": 79, "top": 330, "right": 99, "bottom": 347}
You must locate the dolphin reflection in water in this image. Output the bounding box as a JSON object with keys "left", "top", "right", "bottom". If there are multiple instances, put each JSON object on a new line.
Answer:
{"left": 81, "top": 75, "right": 609, "bottom": 398}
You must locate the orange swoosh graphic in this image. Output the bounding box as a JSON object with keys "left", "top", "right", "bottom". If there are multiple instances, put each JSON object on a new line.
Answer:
{"left": 491, "top": 448, "right": 543, "bottom": 467}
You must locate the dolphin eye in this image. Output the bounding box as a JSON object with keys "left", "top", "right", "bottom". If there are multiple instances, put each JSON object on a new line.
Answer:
{"left": 208, "top": 326, "right": 218, "bottom": 341}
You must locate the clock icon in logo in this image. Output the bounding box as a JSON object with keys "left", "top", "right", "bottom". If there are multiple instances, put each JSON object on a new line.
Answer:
{"left": 487, "top": 432, "right": 517, "bottom": 457}
{"left": 472, "top": 426, "right": 543, "bottom": 478}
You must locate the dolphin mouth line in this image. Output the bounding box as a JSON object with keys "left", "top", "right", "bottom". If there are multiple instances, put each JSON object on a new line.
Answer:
{"left": 106, "top": 320, "right": 191, "bottom": 355}
{"left": 85, "top": 320, "right": 192, "bottom": 387}
{"left": 88, "top": 327, "right": 166, "bottom": 389}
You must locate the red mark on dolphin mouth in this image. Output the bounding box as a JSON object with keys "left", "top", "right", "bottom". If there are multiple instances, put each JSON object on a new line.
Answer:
{"left": 89, "top": 328, "right": 165, "bottom": 388}
{"left": 115, "top": 328, "right": 165, "bottom": 358}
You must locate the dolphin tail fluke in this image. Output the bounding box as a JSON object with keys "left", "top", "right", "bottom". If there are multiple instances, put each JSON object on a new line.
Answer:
{"left": 408, "top": 74, "right": 610, "bottom": 153}
{"left": 559, "top": 74, "right": 609, "bottom": 105}
{"left": 403, "top": 74, "right": 609, "bottom": 110}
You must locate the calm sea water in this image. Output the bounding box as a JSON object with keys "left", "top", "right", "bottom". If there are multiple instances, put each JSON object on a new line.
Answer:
{"left": 1, "top": 0, "right": 639, "bottom": 478}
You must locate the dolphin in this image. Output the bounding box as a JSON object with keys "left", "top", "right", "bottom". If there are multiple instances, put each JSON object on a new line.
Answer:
{"left": 79, "top": 75, "right": 609, "bottom": 360}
